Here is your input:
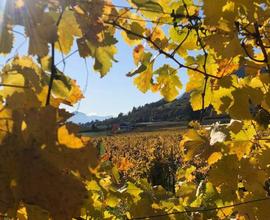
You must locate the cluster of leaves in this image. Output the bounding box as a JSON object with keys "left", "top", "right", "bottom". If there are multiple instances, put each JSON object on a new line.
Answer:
{"left": 0, "top": 56, "right": 100, "bottom": 219}
{"left": 0, "top": 0, "right": 121, "bottom": 219}
{"left": 114, "top": 0, "right": 270, "bottom": 219}
{"left": 2, "top": 0, "right": 270, "bottom": 219}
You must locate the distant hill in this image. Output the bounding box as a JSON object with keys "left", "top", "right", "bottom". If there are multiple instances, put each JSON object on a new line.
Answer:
{"left": 80, "top": 93, "right": 222, "bottom": 129}
{"left": 100, "top": 93, "right": 203, "bottom": 124}
{"left": 68, "top": 112, "right": 112, "bottom": 124}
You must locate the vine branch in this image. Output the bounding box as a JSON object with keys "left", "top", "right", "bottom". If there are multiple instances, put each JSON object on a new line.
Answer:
{"left": 45, "top": 43, "right": 57, "bottom": 106}
{"left": 45, "top": 7, "right": 66, "bottom": 106}
{"left": 104, "top": 20, "right": 220, "bottom": 79}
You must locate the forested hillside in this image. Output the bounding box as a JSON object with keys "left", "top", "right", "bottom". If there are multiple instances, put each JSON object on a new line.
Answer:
{"left": 81, "top": 93, "right": 227, "bottom": 128}
{"left": 109, "top": 93, "right": 200, "bottom": 123}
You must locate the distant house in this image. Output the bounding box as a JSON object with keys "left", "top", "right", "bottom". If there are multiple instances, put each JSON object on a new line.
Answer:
{"left": 111, "top": 122, "right": 133, "bottom": 133}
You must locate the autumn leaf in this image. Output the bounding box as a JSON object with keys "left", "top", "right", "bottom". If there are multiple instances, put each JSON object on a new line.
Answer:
{"left": 58, "top": 125, "right": 84, "bottom": 149}
{"left": 208, "top": 152, "right": 223, "bottom": 165}
{"left": 154, "top": 65, "right": 182, "bottom": 101}
{"left": 56, "top": 11, "right": 82, "bottom": 54}
{"left": 134, "top": 62, "right": 153, "bottom": 93}
{"left": 133, "top": 44, "right": 144, "bottom": 65}
{"left": 117, "top": 157, "right": 134, "bottom": 171}
{"left": 94, "top": 45, "right": 118, "bottom": 77}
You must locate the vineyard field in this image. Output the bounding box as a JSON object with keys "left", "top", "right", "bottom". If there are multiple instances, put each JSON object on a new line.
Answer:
{"left": 91, "top": 129, "right": 184, "bottom": 191}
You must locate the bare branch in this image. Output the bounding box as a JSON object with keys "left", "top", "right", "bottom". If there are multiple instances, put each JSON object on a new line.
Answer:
{"left": 45, "top": 7, "right": 66, "bottom": 106}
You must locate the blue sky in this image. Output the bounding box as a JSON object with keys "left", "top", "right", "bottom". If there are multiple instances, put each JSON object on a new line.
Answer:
{"left": 0, "top": 0, "right": 188, "bottom": 117}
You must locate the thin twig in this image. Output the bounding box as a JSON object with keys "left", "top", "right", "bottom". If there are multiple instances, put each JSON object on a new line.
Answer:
{"left": 55, "top": 49, "right": 79, "bottom": 66}
{"left": 182, "top": 0, "right": 209, "bottom": 122}
{"left": 171, "top": 29, "right": 191, "bottom": 56}
{"left": 103, "top": 13, "right": 173, "bottom": 25}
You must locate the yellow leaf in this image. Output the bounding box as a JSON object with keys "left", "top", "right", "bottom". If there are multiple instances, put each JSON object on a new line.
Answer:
{"left": 94, "top": 45, "right": 118, "bottom": 77}
{"left": 155, "top": 65, "right": 182, "bottom": 101}
{"left": 105, "top": 194, "right": 119, "bottom": 208}
{"left": 208, "top": 152, "right": 223, "bottom": 165}
{"left": 17, "top": 206, "right": 27, "bottom": 220}
{"left": 86, "top": 180, "right": 101, "bottom": 191}
{"left": 189, "top": 88, "right": 211, "bottom": 111}
{"left": 117, "top": 157, "right": 134, "bottom": 171}
{"left": 185, "top": 166, "right": 196, "bottom": 182}
{"left": 134, "top": 62, "right": 153, "bottom": 93}
{"left": 228, "top": 141, "right": 253, "bottom": 160}
{"left": 58, "top": 125, "right": 84, "bottom": 149}
{"left": 64, "top": 80, "right": 84, "bottom": 106}
{"left": 126, "top": 182, "right": 143, "bottom": 202}
{"left": 216, "top": 57, "right": 240, "bottom": 78}
{"left": 180, "top": 129, "right": 212, "bottom": 161}
{"left": 104, "top": 210, "right": 114, "bottom": 219}
{"left": 57, "top": 11, "right": 82, "bottom": 54}
{"left": 222, "top": 1, "right": 235, "bottom": 12}
{"left": 169, "top": 28, "right": 198, "bottom": 57}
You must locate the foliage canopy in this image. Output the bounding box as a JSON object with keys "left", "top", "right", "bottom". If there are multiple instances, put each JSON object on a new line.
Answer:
{"left": 1, "top": 0, "right": 270, "bottom": 219}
